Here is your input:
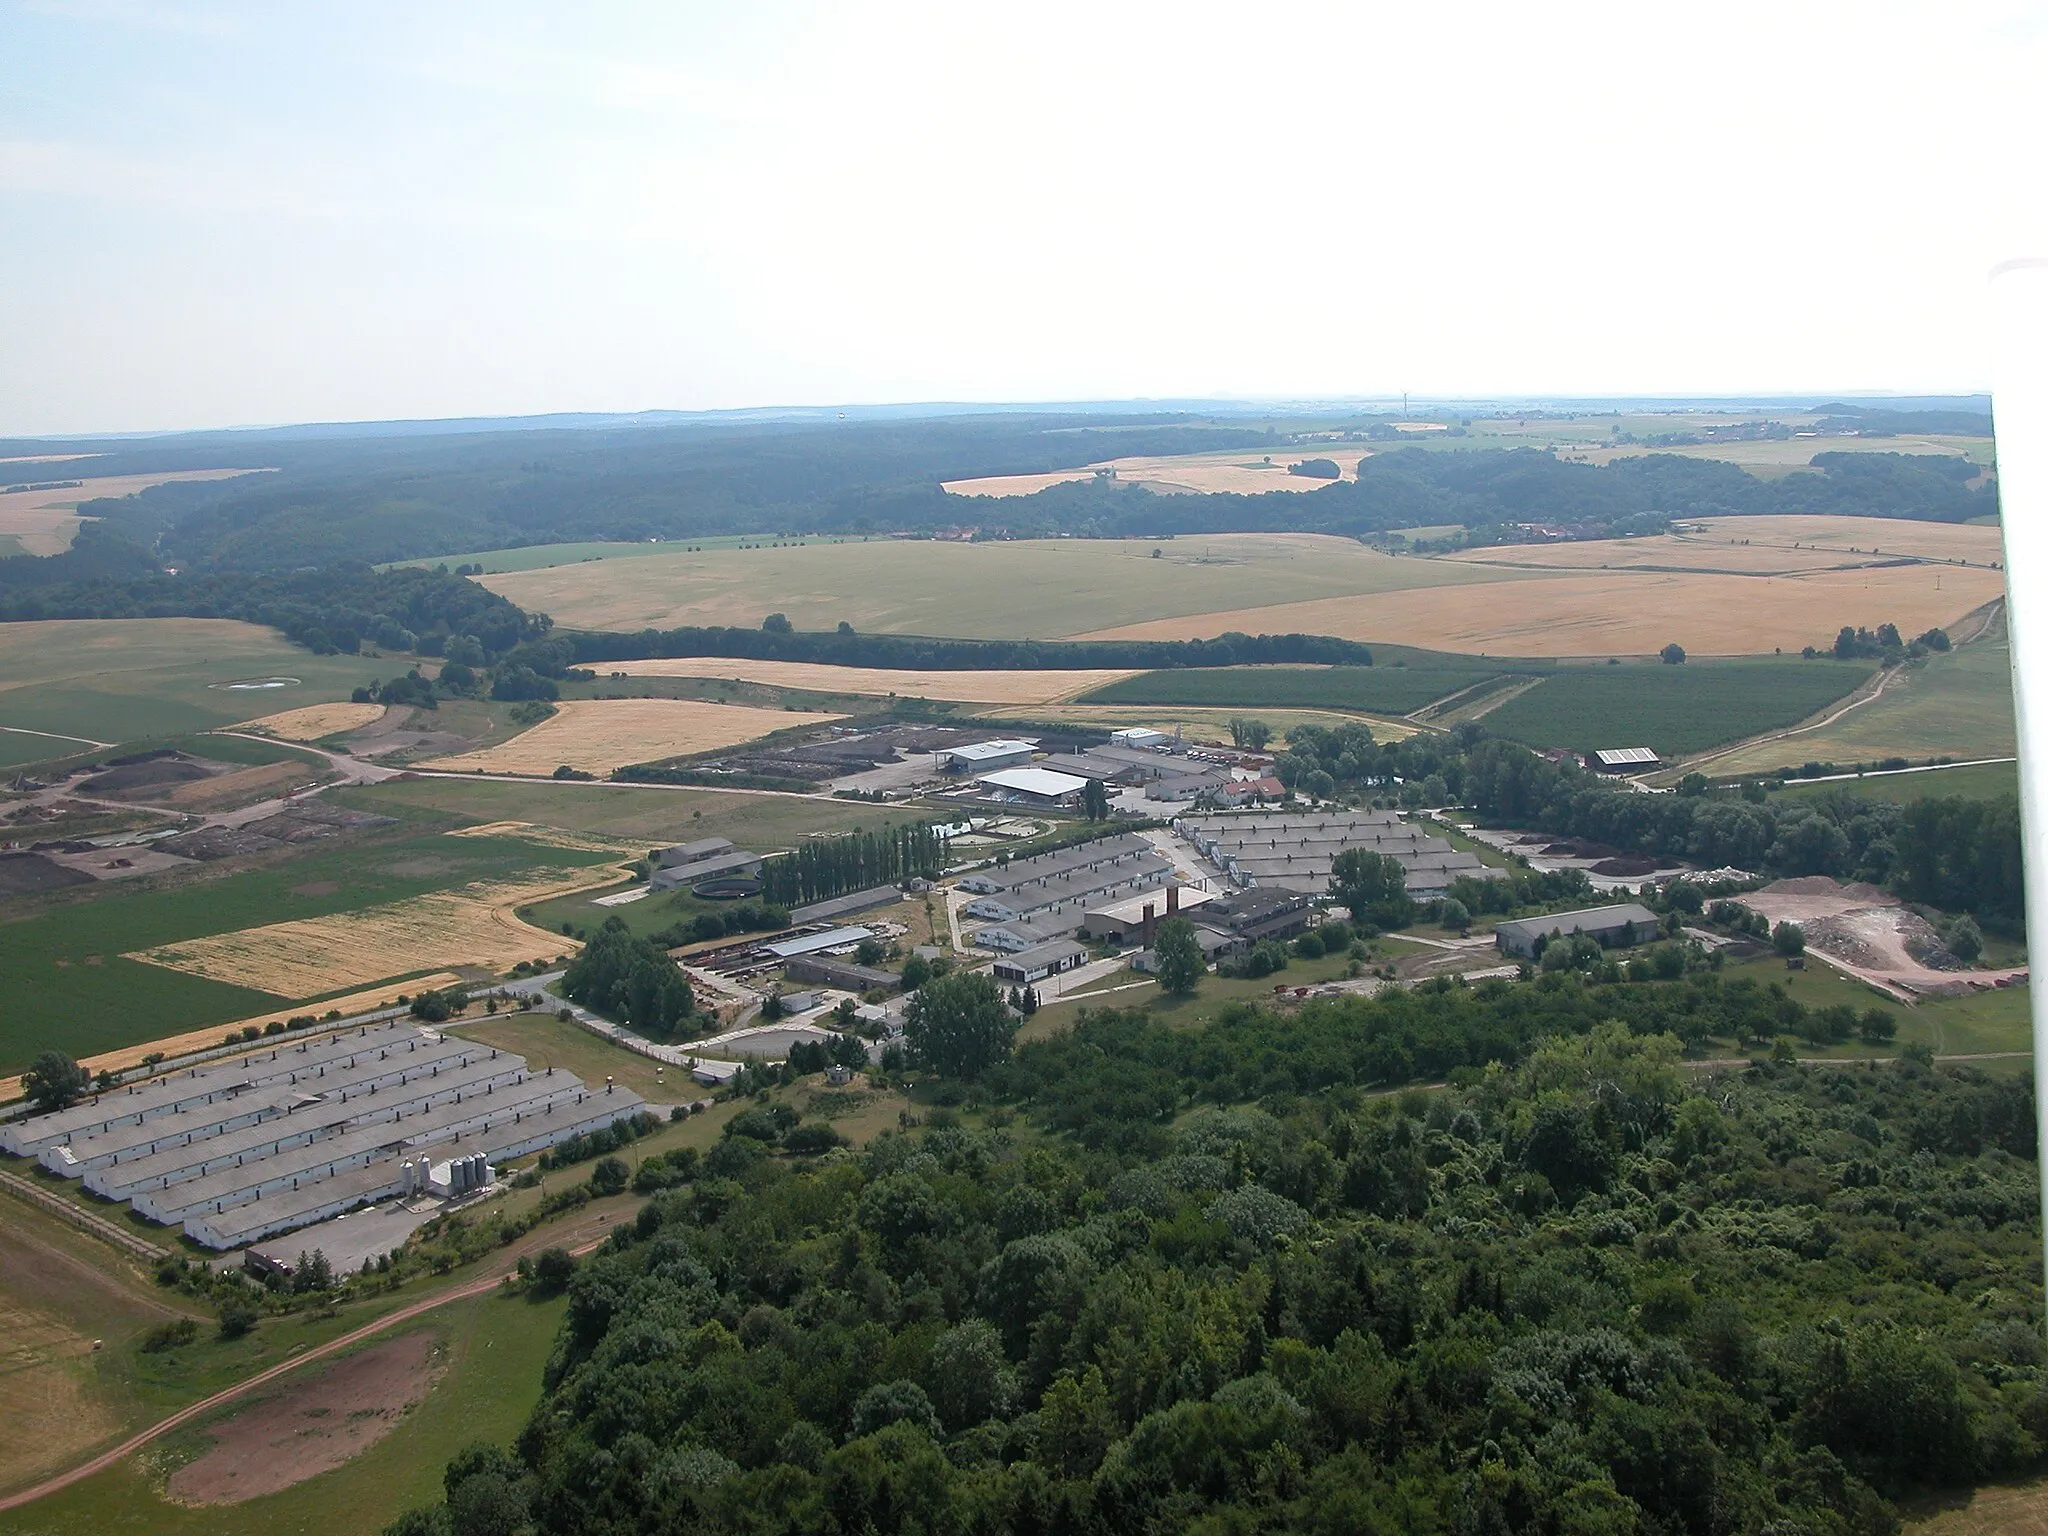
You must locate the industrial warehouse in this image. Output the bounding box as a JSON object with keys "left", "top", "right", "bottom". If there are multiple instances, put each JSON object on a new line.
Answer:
{"left": 4, "top": 1019, "right": 650, "bottom": 1252}
{"left": 1173, "top": 810, "right": 1487, "bottom": 898}
{"left": 958, "top": 833, "right": 1181, "bottom": 951}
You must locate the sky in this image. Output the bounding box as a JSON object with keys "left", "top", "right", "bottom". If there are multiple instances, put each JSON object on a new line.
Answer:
{"left": 3, "top": 0, "right": 2047, "bottom": 435}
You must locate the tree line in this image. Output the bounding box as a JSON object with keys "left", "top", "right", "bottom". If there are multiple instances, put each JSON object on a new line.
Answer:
{"left": 758, "top": 824, "right": 949, "bottom": 906}
{"left": 525, "top": 624, "right": 1378, "bottom": 675}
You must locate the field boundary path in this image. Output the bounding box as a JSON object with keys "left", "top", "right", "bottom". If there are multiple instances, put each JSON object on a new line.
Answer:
{"left": 0, "top": 1166, "right": 169, "bottom": 1260}
{"left": 0, "top": 1219, "right": 620, "bottom": 1513}
{"left": 1678, "top": 662, "right": 1903, "bottom": 775}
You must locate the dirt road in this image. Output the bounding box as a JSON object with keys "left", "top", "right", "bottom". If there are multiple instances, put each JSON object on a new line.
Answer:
{"left": 0, "top": 1209, "right": 624, "bottom": 1513}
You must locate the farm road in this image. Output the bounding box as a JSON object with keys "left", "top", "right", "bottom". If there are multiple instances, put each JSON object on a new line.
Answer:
{"left": 0, "top": 1208, "right": 626, "bottom": 1513}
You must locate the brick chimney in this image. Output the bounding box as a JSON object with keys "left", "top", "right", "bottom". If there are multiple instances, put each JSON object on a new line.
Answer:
{"left": 1141, "top": 902, "right": 1157, "bottom": 945}
{"left": 1166, "top": 884, "right": 1180, "bottom": 915}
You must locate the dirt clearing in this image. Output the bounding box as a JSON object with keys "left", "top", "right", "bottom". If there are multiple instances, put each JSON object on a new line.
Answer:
{"left": 153, "top": 759, "right": 319, "bottom": 811}
{"left": 125, "top": 871, "right": 602, "bottom": 997}
{"left": 945, "top": 450, "right": 1364, "bottom": 498}
{"left": 603, "top": 657, "right": 1138, "bottom": 704}
{"left": 166, "top": 1331, "right": 446, "bottom": 1504}
{"left": 1075, "top": 562, "right": 2007, "bottom": 657}
{"left": 422, "top": 697, "right": 843, "bottom": 777}
{"left": 239, "top": 701, "right": 387, "bottom": 740}
{"left": 1736, "top": 877, "right": 2027, "bottom": 1000}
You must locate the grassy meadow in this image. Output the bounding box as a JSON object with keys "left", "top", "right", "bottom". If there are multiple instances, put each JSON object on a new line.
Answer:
{"left": 1082, "top": 663, "right": 1518, "bottom": 716}
{"left": 480, "top": 532, "right": 1529, "bottom": 639}
{"left": 1769, "top": 760, "right": 2018, "bottom": 804}
{"left": 0, "top": 619, "right": 385, "bottom": 754}
{"left": 1700, "top": 621, "right": 2017, "bottom": 777}
{"left": 1477, "top": 657, "right": 1876, "bottom": 757}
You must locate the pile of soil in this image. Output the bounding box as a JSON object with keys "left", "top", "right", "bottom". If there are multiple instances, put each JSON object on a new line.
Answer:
{"left": 1591, "top": 855, "right": 1663, "bottom": 877}
{"left": 0, "top": 852, "right": 94, "bottom": 896}
{"left": 78, "top": 753, "right": 220, "bottom": 799}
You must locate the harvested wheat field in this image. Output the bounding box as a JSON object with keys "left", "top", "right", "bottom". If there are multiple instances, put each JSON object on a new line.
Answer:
{"left": 153, "top": 759, "right": 319, "bottom": 811}
{"left": 1448, "top": 515, "right": 2003, "bottom": 575}
{"left": 0, "top": 469, "right": 272, "bottom": 557}
{"left": 605, "top": 657, "right": 1137, "bottom": 704}
{"left": 238, "top": 700, "right": 386, "bottom": 739}
{"left": 1077, "top": 561, "right": 2008, "bottom": 658}
{"left": 167, "top": 1331, "right": 446, "bottom": 1505}
{"left": 423, "top": 697, "right": 843, "bottom": 777}
{"left": 125, "top": 870, "right": 601, "bottom": 997}
{"left": 946, "top": 449, "right": 1365, "bottom": 499}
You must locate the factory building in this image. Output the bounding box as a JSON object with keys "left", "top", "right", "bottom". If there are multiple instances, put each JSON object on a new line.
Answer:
{"left": 1493, "top": 903, "right": 1662, "bottom": 957}
{"left": 1174, "top": 811, "right": 1487, "bottom": 898}
{"left": 990, "top": 939, "right": 1090, "bottom": 984}
{"left": 939, "top": 738, "right": 1040, "bottom": 774}
{"left": 1081, "top": 883, "right": 1218, "bottom": 943}
{"left": 956, "top": 834, "right": 1184, "bottom": 950}
{"left": 5, "top": 1025, "right": 649, "bottom": 1252}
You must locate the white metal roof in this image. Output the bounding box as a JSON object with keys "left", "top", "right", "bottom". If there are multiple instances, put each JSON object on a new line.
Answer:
{"left": 977, "top": 767, "right": 1089, "bottom": 797}
{"left": 1593, "top": 747, "right": 1660, "bottom": 766}
{"left": 763, "top": 925, "right": 873, "bottom": 958}
{"left": 946, "top": 738, "right": 1040, "bottom": 762}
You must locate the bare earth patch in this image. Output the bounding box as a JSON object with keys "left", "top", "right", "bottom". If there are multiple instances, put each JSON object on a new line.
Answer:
{"left": 239, "top": 701, "right": 387, "bottom": 740}
{"left": 166, "top": 1331, "right": 445, "bottom": 1505}
{"left": 422, "top": 697, "right": 844, "bottom": 777}
{"left": 1737, "top": 877, "right": 2028, "bottom": 1001}
{"left": 603, "top": 658, "right": 1137, "bottom": 705}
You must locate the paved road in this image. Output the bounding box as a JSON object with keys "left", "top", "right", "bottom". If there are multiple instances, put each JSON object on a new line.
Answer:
{"left": 0, "top": 1215, "right": 623, "bottom": 1513}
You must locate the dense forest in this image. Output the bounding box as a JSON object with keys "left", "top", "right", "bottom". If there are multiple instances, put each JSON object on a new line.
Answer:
{"left": 0, "top": 411, "right": 1994, "bottom": 582}
{"left": 388, "top": 992, "right": 2043, "bottom": 1536}
{"left": 0, "top": 557, "right": 546, "bottom": 657}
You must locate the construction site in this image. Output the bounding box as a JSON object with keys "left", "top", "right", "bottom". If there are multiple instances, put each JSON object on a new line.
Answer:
{"left": 2, "top": 1019, "right": 650, "bottom": 1253}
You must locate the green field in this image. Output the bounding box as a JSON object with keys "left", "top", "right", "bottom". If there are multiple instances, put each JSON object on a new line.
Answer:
{"left": 0, "top": 818, "right": 617, "bottom": 1073}
{"left": 479, "top": 532, "right": 1535, "bottom": 639}
{"left": 1772, "top": 759, "right": 2018, "bottom": 804}
{"left": 342, "top": 775, "right": 907, "bottom": 846}
{"left": 1702, "top": 621, "right": 2017, "bottom": 778}
{"left": 1081, "top": 663, "right": 1518, "bottom": 716}
{"left": 0, "top": 619, "right": 385, "bottom": 755}
{"left": 1479, "top": 658, "right": 1875, "bottom": 756}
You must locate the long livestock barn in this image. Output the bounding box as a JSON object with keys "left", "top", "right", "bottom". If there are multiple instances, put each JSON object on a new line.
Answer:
{"left": 958, "top": 834, "right": 1181, "bottom": 951}
{"left": 1174, "top": 811, "right": 1487, "bottom": 897}
{"left": 7, "top": 1021, "right": 648, "bottom": 1251}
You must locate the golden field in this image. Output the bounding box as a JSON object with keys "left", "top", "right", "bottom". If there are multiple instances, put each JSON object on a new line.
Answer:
{"left": 125, "top": 871, "right": 599, "bottom": 998}
{"left": 1074, "top": 561, "right": 2007, "bottom": 657}
{"left": 422, "top": 697, "right": 842, "bottom": 777}
{"left": 1446, "top": 515, "right": 2001, "bottom": 575}
{"left": 238, "top": 700, "right": 387, "bottom": 739}
{"left": 603, "top": 657, "right": 1138, "bottom": 703}
{"left": 481, "top": 532, "right": 1523, "bottom": 639}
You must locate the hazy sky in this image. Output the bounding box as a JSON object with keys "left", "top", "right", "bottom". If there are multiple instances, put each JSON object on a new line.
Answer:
{"left": 4, "top": 1, "right": 2046, "bottom": 435}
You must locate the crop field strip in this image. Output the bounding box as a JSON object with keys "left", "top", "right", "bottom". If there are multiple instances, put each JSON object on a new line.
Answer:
{"left": 480, "top": 532, "right": 1531, "bottom": 639}
{"left": 1476, "top": 658, "right": 1879, "bottom": 757}
{"left": 420, "top": 697, "right": 847, "bottom": 777}
{"left": 124, "top": 864, "right": 608, "bottom": 998}
{"left": 1079, "top": 663, "right": 1517, "bottom": 716}
{"left": 942, "top": 448, "right": 1365, "bottom": 498}
{"left": 1442, "top": 514, "right": 2002, "bottom": 574}
{"left": 1075, "top": 559, "right": 2005, "bottom": 657}
{"left": 602, "top": 657, "right": 1139, "bottom": 704}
